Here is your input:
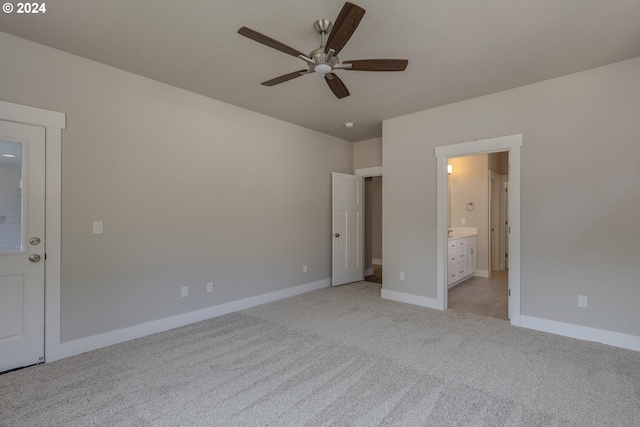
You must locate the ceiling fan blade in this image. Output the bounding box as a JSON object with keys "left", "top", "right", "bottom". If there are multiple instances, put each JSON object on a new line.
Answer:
{"left": 238, "top": 27, "right": 306, "bottom": 58}
{"left": 325, "top": 73, "right": 350, "bottom": 99}
{"left": 343, "top": 59, "right": 408, "bottom": 71}
{"left": 325, "top": 2, "right": 366, "bottom": 55}
{"left": 261, "top": 70, "right": 309, "bottom": 86}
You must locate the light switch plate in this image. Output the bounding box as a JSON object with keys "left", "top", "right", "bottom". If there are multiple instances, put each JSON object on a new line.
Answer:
{"left": 578, "top": 295, "right": 588, "bottom": 308}
{"left": 93, "top": 221, "right": 103, "bottom": 234}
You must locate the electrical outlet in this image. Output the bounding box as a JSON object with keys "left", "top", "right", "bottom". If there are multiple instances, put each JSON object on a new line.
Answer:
{"left": 578, "top": 295, "right": 588, "bottom": 308}
{"left": 461, "top": 218, "right": 466, "bottom": 224}
{"left": 181, "top": 286, "right": 188, "bottom": 298}
{"left": 303, "top": 265, "right": 308, "bottom": 273}
{"left": 207, "top": 282, "right": 213, "bottom": 293}
{"left": 399, "top": 271, "right": 405, "bottom": 280}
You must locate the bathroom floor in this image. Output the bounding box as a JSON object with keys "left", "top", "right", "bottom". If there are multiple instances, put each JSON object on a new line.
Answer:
{"left": 448, "top": 270, "right": 509, "bottom": 320}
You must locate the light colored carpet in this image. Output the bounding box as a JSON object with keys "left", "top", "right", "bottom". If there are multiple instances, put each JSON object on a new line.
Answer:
{"left": 1, "top": 281, "right": 639, "bottom": 426}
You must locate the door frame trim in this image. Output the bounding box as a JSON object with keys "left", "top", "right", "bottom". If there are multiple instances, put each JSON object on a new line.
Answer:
{"left": 435, "top": 134, "right": 522, "bottom": 326}
{"left": 0, "top": 100, "right": 65, "bottom": 363}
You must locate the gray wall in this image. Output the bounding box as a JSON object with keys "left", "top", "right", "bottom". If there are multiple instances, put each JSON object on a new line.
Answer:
{"left": 383, "top": 57, "right": 640, "bottom": 336}
{"left": 0, "top": 32, "right": 352, "bottom": 342}
{"left": 353, "top": 137, "right": 382, "bottom": 170}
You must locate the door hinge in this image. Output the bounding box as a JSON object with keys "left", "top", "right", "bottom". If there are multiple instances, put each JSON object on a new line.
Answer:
{"left": 44, "top": 253, "right": 47, "bottom": 260}
{"left": 509, "top": 289, "right": 511, "bottom": 297}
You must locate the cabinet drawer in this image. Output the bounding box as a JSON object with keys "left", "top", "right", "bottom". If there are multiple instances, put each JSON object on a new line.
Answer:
{"left": 457, "top": 263, "right": 466, "bottom": 278}
{"left": 447, "top": 266, "right": 458, "bottom": 285}
{"left": 448, "top": 239, "right": 458, "bottom": 250}
{"left": 447, "top": 249, "right": 459, "bottom": 267}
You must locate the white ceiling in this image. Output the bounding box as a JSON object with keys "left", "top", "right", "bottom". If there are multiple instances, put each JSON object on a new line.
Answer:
{"left": 1, "top": 0, "right": 639, "bottom": 142}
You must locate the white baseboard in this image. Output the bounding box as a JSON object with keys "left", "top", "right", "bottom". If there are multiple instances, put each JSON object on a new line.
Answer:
{"left": 372, "top": 259, "right": 383, "bottom": 266}
{"left": 520, "top": 315, "right": 640, "bottom": 352}
{"left": 365, "top": 268, "right": 374, "bottom": 276}
{"left": 381, "top": 289, "right": 441, "bottom": 310}
{"left": 60, "top": 278, "right": 331, "bottom": 359}
{"left": 473, "top": 270, "right": 490, "bottom": 278}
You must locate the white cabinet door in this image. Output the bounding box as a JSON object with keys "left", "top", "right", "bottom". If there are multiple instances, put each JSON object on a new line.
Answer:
{"left": 466, "top": 245, "right": 476, "bottom": 276}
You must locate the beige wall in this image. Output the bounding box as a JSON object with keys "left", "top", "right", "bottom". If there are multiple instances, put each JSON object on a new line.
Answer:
{"left": 383, "top": 57, "right": 640, "bottom": 336}
{"left": 0, "top": 32, "right": 352, "bottom": 342}
{"left": 488, "top": 151, "right": 508, "bottom": 175}
{"left": 353, "top": 137, "right": 382, "bottom": 170}
{"left": 449, "top": 155, "right": 489, "bottom": 272}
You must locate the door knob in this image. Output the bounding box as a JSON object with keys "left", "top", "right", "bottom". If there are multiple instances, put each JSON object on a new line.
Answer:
{"left": 29, "top": 254, "right": 41, "bottom": 262}
{"left": 335, "top": 233, "right": 340, "bottom": 237}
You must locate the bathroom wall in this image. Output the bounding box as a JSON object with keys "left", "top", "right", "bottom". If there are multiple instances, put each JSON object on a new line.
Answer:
{"left": 449, "top": 155, "right": 489, "bottom": 274}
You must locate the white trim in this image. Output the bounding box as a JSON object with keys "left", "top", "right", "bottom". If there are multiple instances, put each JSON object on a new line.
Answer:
{"left": 435, "top": 134, "right": 521, "bottom": 158}
{"left": 473, "top": 269, "right": 490, "bottom": 278}
{"left": 60, "top": 278, "right": 331, "bottom": 359}
{"left": 381, "top": 289, "right": 440, "bottom": 310}
{"left": 372, "top": 258, "right": 383, "bottom": 265}
{"left": 354, "top": 166, "right": 382, "bottom": 177}
{"left": 0, "top": 100, "right": 65, "bottom": 363}
{"left": 520, "top": 315, "right": 640, "bottom": 352}
{"left": 365, "top": 267, "right": 374, "bottom": 276}
{"left": 44, "top": 127, "right": 62, "bottom": 363}
{"left": 0, "top": 100, "right": 65, "bottom": 129}
{"left": 435, "top": 134, "right": 522, "bottom": 325}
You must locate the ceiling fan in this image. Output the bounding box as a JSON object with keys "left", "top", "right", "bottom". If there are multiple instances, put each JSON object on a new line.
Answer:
{"left": 238, "top": 2, "right": 408, "bottom": 99}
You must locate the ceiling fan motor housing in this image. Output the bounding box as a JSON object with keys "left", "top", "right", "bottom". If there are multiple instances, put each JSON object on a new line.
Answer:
{"left": 310, "top": 47, "right": 338, "bottom": 73}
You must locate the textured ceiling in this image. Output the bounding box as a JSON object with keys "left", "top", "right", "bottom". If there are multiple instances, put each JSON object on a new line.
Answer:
{"left": 1, "top": 0, "right": 639, "bottom": 142}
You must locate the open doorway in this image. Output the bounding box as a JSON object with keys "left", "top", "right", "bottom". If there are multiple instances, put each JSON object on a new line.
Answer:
{"left": 355, "top": 166, "right": 383, "bottom": 286}
{"left": 445, "top": 152, "right": 509, "bottom": 320}
{"left": 435, "top": 134, "right": 522, "bottom": 326}
{"left": 364, "top": 176, "right": 382, "bottom": 284}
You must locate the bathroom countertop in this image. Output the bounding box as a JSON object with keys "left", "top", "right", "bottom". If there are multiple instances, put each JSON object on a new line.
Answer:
{"left": 448, "top": 227, "right": 478, "bottom": 240}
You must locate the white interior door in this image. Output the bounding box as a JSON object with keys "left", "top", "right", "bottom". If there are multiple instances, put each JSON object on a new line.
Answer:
{"left": 332, "top": 172, "right": 364, "bottom": 286}
{"left": 0, "top": 120, "right": 45, "bottom": 373}
{"left": 490, "top": 172, "right": 501, "bottom": 272}
{"left": 502, "top": 177, "right": 509, "bottom": 270}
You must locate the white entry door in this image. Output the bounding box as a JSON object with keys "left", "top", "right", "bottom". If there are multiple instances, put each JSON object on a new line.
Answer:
{"left": 332, "top": 172, "right": 364, "bottom": 286}
{"left": 0, "top": 120, "right": 46, "bottom": 373}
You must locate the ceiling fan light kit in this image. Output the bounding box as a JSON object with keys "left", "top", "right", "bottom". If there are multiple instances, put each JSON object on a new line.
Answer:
{"left": 238, "top": 2, "right": 408, "bottom": 99}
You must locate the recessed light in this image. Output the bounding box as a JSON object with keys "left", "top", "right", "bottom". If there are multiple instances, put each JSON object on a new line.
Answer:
{"left": 2, "top": 154, "right": 15, "bottom": 158}
{"left": 344, "top": 122, "right": 354, "bottom": 129}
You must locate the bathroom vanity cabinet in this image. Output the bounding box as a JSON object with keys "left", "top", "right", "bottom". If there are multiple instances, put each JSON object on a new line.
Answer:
{"left": 447, "top": 235, "right": 477, "bottom": 287}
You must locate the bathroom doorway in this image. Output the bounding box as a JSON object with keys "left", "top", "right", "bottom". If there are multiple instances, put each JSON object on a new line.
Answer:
{"left": 446, "top": 152, "right": 510, "bottom": 320}
{"left": 435, "top": 134, "right": 521, "bottom": 325}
